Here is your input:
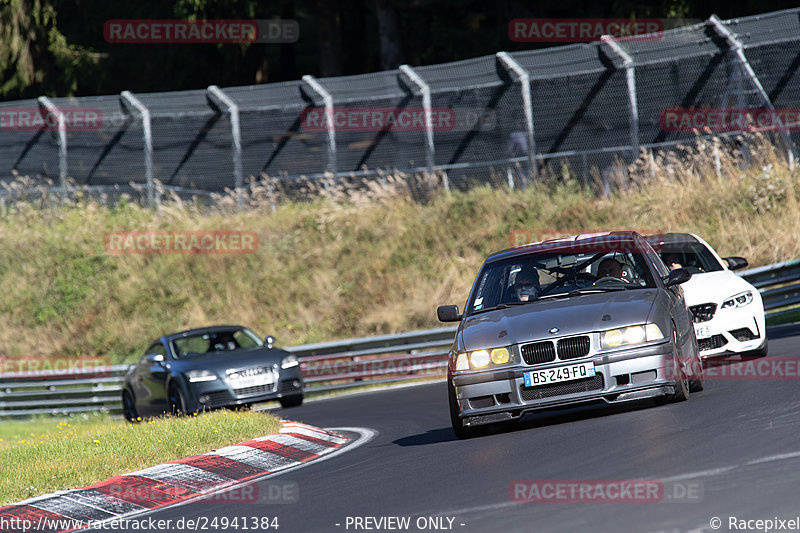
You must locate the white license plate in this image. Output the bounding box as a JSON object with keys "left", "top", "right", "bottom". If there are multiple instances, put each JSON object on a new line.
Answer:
{"left": 230, "top": 372, "right": 274, "bottom": 389}
{"left": 694, "top": 325, "right": 711, "bottom": 339}
{"left": 523, "top": 362, "right": 596, "bottom": 387}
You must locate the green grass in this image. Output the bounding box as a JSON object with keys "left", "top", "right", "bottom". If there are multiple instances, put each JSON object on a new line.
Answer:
{"left": 0, "top": 137, "right": 799, "bottom": 362}
{"left": 0, "top": 410, "right": 281, "bottom": 505}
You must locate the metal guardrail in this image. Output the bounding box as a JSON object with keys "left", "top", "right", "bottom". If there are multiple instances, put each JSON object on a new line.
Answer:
{"left": 1, "top": 259, "right": 799, "bottom": 418}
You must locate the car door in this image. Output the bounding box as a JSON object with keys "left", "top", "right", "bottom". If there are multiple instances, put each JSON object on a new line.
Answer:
{"left": 141, "top": 341, "right": 169, "bottom": 414}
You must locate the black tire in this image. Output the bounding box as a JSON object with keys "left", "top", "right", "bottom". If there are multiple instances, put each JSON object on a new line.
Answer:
{"left": 669, "top": 329, "right": 690, "bottom": 402}
{"left": 122, "top": 389, "right": 140, "bottom": 423}
{"left": 688, "top": 339, "right": 705, "bottom": 393}
{"left": 741, "top": 341, "right": 768, "bottom": 361}
{"left": 448, "top": 381, "right": 484, "bottom": 439}
{"left": 279, "top": 395, "right": 303, "bottom": 408}
{"left": 689, "top": 361, "right": 705, "bottom": 392}
{"left": 168, "top": 382, "right": 188, "bottom": 416}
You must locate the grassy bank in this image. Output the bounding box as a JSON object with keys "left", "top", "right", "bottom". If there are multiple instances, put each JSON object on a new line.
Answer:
{"left": 0, "top": 410, "right": 281, "bottom": 505}
{"left": 1, "top": 137, "right": 799, "bottom": 361}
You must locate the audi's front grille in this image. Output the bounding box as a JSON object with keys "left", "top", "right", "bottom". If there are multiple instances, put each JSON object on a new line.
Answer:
{"left": 557, "top": 336, "right": 591, "bottom": 360}
{"left": 690, "top": 303, "right": 717, "bottom": 323}
{"left": 233, "top": 384, "right": 274, "bottom": 397}
{"left": 698, "top": 334, "right": 727, "bottom": 351}
{"left": 521, "top": 341, "right": 556, "bottom": 365}
{"left": 520, "top": 373, "right": 604, "bottom": 401}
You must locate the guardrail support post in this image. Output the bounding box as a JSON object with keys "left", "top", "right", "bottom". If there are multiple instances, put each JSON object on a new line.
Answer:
{"left": 600, "top": 36, "right": 639, "bottom": 161}
{"left": 208, "top": 85, "right": 244, "bottom": 209}
{"left": 709, "top": 14, "right": 797, "bottom": 168}
{"left": 496, "top": 51, "right": 537, "bottom": 185}
{"left": 399, "top": 64, "right": 443, "bottom": 188}
{"left": 37, "top": 96, "right": 67, "bottom": 198}
{"left": 302, "top": 75, "right": 337, "bottom": 182}
{"left": 120, "top": 91, "right": 155, "bottom": 207}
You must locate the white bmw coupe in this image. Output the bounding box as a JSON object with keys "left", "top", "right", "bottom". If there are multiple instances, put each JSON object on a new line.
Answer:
{"left": 647, "top": 233, "right": 767, "bottom": 360}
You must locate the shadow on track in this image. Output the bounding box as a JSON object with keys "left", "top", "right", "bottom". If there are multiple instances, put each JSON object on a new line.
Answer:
{"left": 393, "top": 398, "right": 667, "bottom": 446}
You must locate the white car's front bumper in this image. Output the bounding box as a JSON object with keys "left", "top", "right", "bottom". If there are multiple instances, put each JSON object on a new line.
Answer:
{"left": 693, "top": 305, "right": 766, "bottom": 358}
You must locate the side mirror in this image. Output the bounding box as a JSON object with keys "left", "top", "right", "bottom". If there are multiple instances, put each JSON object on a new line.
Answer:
{"left": 146, "top": 353, "right": 164, "bottom": 364}
{"left": 663, "top": 268, "right": 691, "bottom": 287}
{"left": 723, "top": 256, "right": 748, "bottom": 271}
{"left": 437, "top": 305, "right": 462, "bottom": 322}
{"left": 264, "top": 335, "right": 276, "bottom": 348}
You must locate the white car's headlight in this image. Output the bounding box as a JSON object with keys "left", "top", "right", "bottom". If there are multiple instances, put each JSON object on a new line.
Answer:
{"left": 186, "top": 369, "right": 217, "bottom": 383}
{"left": 281, "top": 354, "right": 299, "bottom": 369}
{"left": 600, "top": 323, "right": 664, "bottom": 349}
{"left": 721, "top": 291, "right": 753, "bottom": 309}
{"left": 454, "top": 347, "right": 513, "bottom": 370}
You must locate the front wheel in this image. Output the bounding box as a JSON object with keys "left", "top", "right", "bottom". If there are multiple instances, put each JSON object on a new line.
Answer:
{"left": 669, "top": 330, "right": 690, "bottom": 402}
{"left": 122, "top": 389, "right": 140, "bottom": 422}
{"left": 448, "top": 381, "right": 484, "bottom": 439}
{"left": 279, "top": 395, "right": 303, "bottom": 408}
{"left": 168, "top": 382, "right": 190, "bottom": 416}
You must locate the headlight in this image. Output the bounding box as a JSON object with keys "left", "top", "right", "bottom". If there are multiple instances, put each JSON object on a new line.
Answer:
{"left": 721, "top": 291, "right": 753, "bottom": 309}
{"left": 186, "top": 369, "right": 217, "bottom": 383}
{"left": 454, "top": 347, "right": 514, "bottom": 371}
{"left": 281, "top": 354, "right": 299, "bottom": 369}
{"left": 600, "top": 323, "right": 664, "bottom": 349}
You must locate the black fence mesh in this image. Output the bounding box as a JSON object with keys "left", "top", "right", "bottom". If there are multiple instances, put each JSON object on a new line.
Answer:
{"left": 1, "top": 9, "right": 799, "bottom": 203}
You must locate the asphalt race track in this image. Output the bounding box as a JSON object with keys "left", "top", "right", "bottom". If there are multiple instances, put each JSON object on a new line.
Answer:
{"left": 91, "top": 323, "right": 800, "bottom": 533}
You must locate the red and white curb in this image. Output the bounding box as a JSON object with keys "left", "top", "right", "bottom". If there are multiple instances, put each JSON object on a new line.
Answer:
{"left": 0, "top": 422, "right": 364, "bottom": 533}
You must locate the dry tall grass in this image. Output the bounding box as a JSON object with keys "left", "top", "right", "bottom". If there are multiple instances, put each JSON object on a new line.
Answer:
{"left": 1, "top": 136, "right": 797, "bottom": 360}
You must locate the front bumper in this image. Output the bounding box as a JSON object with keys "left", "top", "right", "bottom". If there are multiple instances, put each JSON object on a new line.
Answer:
{"left": 187, "top": 367, "right": 304, "bottom": 410}
{"left": 451, "top": 342, "right": 678, "bottom": 427}
{"left": 693, "top": 311, "right": 766, "bottom": 359}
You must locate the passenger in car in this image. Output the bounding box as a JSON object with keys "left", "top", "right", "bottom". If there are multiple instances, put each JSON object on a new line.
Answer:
{"left": 662, "top": 253, "right": 684, "bottom": 271}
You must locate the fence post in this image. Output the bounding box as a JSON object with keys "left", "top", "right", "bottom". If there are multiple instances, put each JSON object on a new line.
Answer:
{"left": 37, "top": 97, "right": 67, "bottom": 198}
{"left": 708, "top": 14, "right": 798, "bottom": 168}
{"left": 207, "top": 85, "right": 244, "bottom": 209}
{"left": 302, "top": 75, "right": 337, "bottom": 181}
{"left": 496, "top": 51, "right": 537, "bottom": 185}
{"left": 601, "top": 36, "right": 639, "bottom": 161}
{"left": 398, "top": 64, "right": 442, "bottom": 188}
{"left": 120, "top": 91, "right": 155, "bottom": 207}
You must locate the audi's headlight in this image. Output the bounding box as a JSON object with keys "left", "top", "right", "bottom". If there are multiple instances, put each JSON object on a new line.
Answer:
{"left": 721, "top": 291, "right": 753, "bottom": 309}
{"left": 186, "top": 369, "right": 217, "bottom": 383}
{"left": 600, "top": 323, "right": 664, "bottom": 349}
{"left": 281, "top": 354, "right": 299, "bottom": 369}
{"left": 454, "top": 347, "right": 513, "bottom": 370}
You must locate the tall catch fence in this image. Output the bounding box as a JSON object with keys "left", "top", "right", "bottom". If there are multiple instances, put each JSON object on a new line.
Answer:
{"left": 1, "top": 9, "right": 800, "bottom": 204}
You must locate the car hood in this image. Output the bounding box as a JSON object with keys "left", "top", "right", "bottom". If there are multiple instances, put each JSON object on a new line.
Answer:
{"left": 680, "top": 270, "right": 755, "bottom": 306}
{"left": 167, "top": 346, "right": 288, "bottom": 374}
{"left": 458, "top": 289, "right": 658, "bottom": 351}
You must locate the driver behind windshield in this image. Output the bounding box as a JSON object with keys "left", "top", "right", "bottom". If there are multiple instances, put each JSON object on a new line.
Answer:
{"left": 514, "top": 265, "right": 541, "bottom": 302}
{"left": 597, "top": 258, "right": 628, "bottom": 282}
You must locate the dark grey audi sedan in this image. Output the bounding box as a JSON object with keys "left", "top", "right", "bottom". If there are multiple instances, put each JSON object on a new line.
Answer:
{"left": 437, "top": 231, "right": 703, "bottom": 438}
{"left": 122, "top": 325, "right": 304, "bottom": 421}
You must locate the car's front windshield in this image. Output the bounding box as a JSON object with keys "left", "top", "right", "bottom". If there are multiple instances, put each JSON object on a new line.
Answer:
{"left": 467, "top": 244, "right": 656, "bottom": 316}
{"left": 658, "top": 241, "right": 724, "bottom": 273}
{"left": 171, "top": 328, "right": 263, "bottom": 358}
